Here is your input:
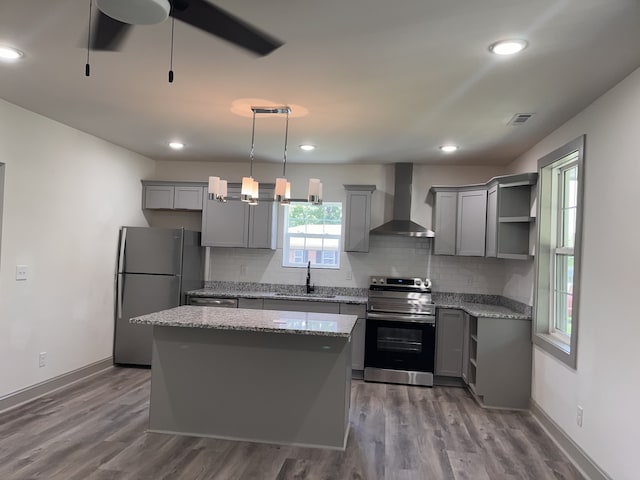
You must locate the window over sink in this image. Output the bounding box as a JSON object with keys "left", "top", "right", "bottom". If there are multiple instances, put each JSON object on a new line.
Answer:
{"left": 282, "top": 202, "right": 342, "bottom": 269}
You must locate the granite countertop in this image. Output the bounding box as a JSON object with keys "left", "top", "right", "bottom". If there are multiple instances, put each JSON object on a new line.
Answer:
{"left": 187, "top": 288, "right": 368, "bottom": 305}
{"left": 435, "top": 301, "right": 531, "bottom": 320}
{"left": 130, "top": 305, "right": 358, "bottom": 337}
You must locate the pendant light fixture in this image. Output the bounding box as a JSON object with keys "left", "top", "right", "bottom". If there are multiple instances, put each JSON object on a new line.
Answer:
{"left": 274, "top": 107, "right": 292, "bottom": 204}
{"left": 242, "top": 109, "right": 259, "bottom": 203}
{"left": 207, "top": 105, "right": 321, "bottom": 204}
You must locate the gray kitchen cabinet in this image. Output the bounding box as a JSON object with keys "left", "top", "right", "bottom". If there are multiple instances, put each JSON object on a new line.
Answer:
{"left": 144, "top": 185, "right": 175, "bottom": 209}
{"left": 485, "top": 173, "right": 537, "bottom": 260}
{"left": 466, "top": 314, "right": 532, "bottom": 409}
{"left": 485, "top": 184, "right": 498, "bottom": 257}
{"left": 202, "top": 185, "right": 248, "bottom": 247}
{"left": 340, "top": 303, "right": 367, "bottom": 371}
{"left": 433, "top": 191, "right": 458, "bottom": 255}
{"left": 237, "top": 298, "right": 264, "bottom": 309}
{"left": 435, "top": 308, "right": 465, "bottom": 377}
{"left": 142, "top": 181, "right": 205, "bottom": 210}
{"left": 262, "top": 299, "right": 340, "bottom": 314}
{"left": 201, "top": 184, "right": 276, "bottom": 249}
{"left": 456, "top": 189, "right": 487, "bottom": 256}
{"left": 174, "top": 186, "right": 204, "bottom": 210}
{"left": 343, "top": 185, "right": 376, "bottom": 252}
{"left": 461, "top": 312, "right": 470, "bottom": 384}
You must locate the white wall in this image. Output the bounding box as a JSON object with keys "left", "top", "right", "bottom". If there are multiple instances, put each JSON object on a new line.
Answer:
{"left": 154, "top": 161, "right": 508, "bottom": 291}
{"left": 506, "top": 67, "right": 640, "bottom": 480}
{"left": 0, "top": 99, "right": 155, "bottom": 399}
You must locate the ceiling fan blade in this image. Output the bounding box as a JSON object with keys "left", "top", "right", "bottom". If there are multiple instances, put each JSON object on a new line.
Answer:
{"left": 171, "top": 0, "right": 283, "bottom": 56}
{"left": 90, "top": 10, "right": 133, "bottom": 51}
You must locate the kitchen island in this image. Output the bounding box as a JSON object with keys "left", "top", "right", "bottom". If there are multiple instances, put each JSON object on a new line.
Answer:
{"left": 130, "top": 305, "right": 358, "bottom": 450}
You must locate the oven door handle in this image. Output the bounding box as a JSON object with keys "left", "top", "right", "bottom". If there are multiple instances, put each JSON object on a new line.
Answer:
{"left": 366, "top": 312, "right": 436, "bottom": 324}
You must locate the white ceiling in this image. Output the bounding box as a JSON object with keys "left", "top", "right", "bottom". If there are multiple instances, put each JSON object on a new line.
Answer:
{"left": 1, "top": 0, "right": 640, "bottom": 166}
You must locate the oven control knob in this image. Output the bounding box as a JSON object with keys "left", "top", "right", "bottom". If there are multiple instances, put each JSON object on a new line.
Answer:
{"left": 371, "top": 279, "right": 377, "bottom": 284}
{"left": 379, "top": 278, "right": 385, "bottom": 284}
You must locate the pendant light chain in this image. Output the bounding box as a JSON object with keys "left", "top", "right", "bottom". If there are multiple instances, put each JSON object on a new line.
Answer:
{"left": 168, "top": 15, "right": 175, "bottom": 83}
{"left": 249, "top": 110, "right": 256, "bottom": 177}
{"left": 282, "top": 111, "right": 289, "bottom": 177}
{"left": 85, "top": 0, "right": 93, "bottom": 77}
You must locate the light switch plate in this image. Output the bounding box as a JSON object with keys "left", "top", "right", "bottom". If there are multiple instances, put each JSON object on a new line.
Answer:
{"left": 16, "top": 265, "right": 28, "bottom": 281}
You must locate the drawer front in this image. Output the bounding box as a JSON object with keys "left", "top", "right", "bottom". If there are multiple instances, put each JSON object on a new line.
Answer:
{"left": 238, "top": 298, "right": 264, "bottom": 310}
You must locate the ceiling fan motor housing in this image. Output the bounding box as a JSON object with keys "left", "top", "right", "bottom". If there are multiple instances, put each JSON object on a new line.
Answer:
{"left": 96, "top": 0, "right": 171, "bottom": 25}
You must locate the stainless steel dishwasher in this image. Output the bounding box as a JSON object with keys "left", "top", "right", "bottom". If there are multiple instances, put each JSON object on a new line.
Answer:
{"left": 188, "top": 297, "right": 238, "bottom": 308}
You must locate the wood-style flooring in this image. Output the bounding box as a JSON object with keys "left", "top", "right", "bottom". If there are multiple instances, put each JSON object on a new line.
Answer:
{"left": 0, "top": 367, "right": 584, "bottom": 480}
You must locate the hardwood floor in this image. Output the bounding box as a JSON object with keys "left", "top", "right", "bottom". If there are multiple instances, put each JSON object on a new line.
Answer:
{"left": 0, "top": 367, "right": 584, "bottom": 480}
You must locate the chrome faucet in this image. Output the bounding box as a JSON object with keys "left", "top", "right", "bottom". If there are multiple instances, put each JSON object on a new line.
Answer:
{"left": 306, "top": 261, "right": 315, "bottom": 294}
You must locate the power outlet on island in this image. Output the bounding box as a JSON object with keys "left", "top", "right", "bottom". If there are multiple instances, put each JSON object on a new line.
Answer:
{"left": 38, "top": 352, "right": 47, "bottom": 368}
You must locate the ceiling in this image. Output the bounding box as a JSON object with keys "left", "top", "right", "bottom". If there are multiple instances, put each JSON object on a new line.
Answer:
{"left": 1, "top": 0, "right": 640, "bottom": 166}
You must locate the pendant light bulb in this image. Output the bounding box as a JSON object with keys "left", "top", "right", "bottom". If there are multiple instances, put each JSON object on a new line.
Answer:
{"left": 275, "top": 177, "right": 288, "bottom": 202}
{"left": 208, "top": 176, "right": 220, "bottom": 200}
{"left": 241, "top": 176, "right": 253, "bottom": 202}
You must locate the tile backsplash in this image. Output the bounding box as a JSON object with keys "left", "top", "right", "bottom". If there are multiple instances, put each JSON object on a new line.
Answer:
{"left": 207, "top": 235, "right": 533, "bottom": 305}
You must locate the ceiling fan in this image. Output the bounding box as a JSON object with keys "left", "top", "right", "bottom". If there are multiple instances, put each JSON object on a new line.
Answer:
{"left": 90, "top": 0, "right": 283, "bottom": 56}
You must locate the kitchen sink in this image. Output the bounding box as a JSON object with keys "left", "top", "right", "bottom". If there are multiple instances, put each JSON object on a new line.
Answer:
{"left": 274, "top": 293, "right": 336, "bottom": 299}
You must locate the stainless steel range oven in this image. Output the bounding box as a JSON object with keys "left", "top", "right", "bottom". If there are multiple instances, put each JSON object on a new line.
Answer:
{"left": 364, "top": 276, "right": 436, "bottom": 387}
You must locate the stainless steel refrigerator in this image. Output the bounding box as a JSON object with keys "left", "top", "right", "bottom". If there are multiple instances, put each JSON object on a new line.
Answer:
{"left": 114, "top": 226, "right": 203, "bottom": 366}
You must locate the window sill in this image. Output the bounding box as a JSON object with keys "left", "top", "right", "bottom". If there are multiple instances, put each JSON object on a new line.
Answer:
{"left": 533, "top": 331, "right": 575, "bottom": 368}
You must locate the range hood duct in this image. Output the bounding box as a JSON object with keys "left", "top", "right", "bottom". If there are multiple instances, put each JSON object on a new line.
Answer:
{"left": 370, "top": 163, "right": 435, "bottom": 238}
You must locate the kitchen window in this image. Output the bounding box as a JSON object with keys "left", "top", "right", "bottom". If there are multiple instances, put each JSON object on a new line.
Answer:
{"left": 533, "top": 136, "right": 584, "bottom": 368}
{"left": 282, "top": 202, "right": 342, "bottom": 269}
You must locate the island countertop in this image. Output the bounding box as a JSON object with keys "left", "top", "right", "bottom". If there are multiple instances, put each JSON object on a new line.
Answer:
{"left": 130, "top": 305, "right": 358, "bottom": 337}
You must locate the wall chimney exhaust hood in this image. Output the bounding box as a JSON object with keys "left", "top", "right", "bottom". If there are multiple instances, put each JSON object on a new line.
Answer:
{"left": 370, "top": 163, "right": 435, "bottom": 238}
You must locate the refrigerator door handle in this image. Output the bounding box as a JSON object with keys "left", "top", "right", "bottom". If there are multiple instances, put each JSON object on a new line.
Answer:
{"left": 118, "top": 227, "right": 127, "bottom": 273}
{"left": 117, "top": 274, "right": 124, "bottom": 320}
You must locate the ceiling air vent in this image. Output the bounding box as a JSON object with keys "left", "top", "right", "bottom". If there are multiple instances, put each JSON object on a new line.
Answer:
{"left": 508, "top": 113, "right": 535, "bottom": 126}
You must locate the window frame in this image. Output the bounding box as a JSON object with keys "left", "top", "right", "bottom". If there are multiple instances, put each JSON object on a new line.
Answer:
{"left": 282, "top": 202, "right": 343, "bottom": 269}
{"left": 533, "top": 136, "right": 585, "bottom": 369}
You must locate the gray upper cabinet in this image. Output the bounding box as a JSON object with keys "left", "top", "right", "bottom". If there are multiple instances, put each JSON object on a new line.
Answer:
{"left": 144, "top": 185, "right": 175, "bottom": 209}
{"left": 485, "top": 173, "right": 537, "bottom": 260}
{"left": 202, "top": 185, "right": 249, "bottom": 247}
{"left": 343, "top": 185, "right": 376, "bottom": 252}
{"left": 435, "top": 308, "right": 465, "bottom": 377}
{"left": 485, "top": 184, "right": 498, "bottom": 257}
{"left": 174, "top": 186, "right": 204, "bottom": 210}
{"left": 456, "top": 189, "right": 487, "bottom": 256}
{"left": 433, "top": 191, "right": 458, "bottom": 255}
{"left": 201, "top": 184, "right": 277, "bottom": 249}
{"left": 142, "top": 181, "right": 205, "bottom": 211}
{"left": 430, "top": 172, "right": 537, "bottom": 259}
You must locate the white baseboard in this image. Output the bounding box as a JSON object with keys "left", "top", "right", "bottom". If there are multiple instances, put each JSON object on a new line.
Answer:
{"left": 530, "top": 399, "right": 611, "bottom": 480}
{"left": 0, "top": 357, "right": 113, "bottom": 413}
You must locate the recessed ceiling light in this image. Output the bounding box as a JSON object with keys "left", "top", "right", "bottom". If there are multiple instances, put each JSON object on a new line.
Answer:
{"left": 0, "top": 46, "right": 24, "bottom": 61}
{"left": 440, "top": 145, "right": 458, "bottom": 153}
{"left": 489, "top": 39, "right": 528, "bottom": 56}
{"left": 299, "top": 144, "right": 316, "bottom": 151}
{"left": 169, "top": 142, "right": 184, "bottom": 150}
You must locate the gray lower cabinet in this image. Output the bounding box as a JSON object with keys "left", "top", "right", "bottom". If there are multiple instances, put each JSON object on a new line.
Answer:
{"left": 339, "top": 303, "right": 366, "bottom": 371}
{"left": 466, "top": 314, "right": 532, "bottom": 410}
{"left": 201, "top": 185, "right": 276, "bottom": 249}
{"left": 435, "top": 308, "right": 465, "bottom": 377}
{"left": 237, "top": 298, "right": 264, "bottom": 309}
{"left": 343, "top": 185, "right": 376, "bottom": 252}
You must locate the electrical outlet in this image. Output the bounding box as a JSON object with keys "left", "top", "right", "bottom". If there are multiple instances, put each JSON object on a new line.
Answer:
{"left": 16, "top": 265, "right": 29, "bottom": 281}
{"left": 576, "top": 405, "right": 583, "bottom": 427}
{"left": 38, "top": 352, "right": 47, "bottom": 368}
{"left": 240, "top": 264, "right": 248, "bottom": 276}
{"left": 345, "top": 271, "right": 353, "bottom": 281}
